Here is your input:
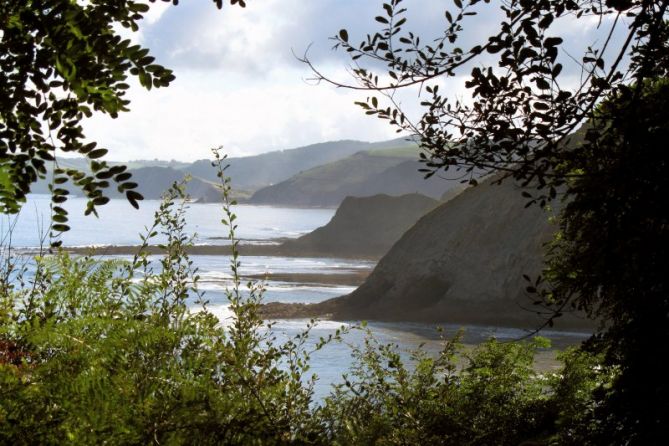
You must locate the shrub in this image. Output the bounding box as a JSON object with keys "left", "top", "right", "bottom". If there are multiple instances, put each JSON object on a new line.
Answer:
{"left": 0, "top": 152, "right": 610, "bottom": 444}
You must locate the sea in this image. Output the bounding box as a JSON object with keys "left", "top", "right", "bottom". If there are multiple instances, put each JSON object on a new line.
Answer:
{"left": 3, "top": 195, "right": 590, "bottom": 399}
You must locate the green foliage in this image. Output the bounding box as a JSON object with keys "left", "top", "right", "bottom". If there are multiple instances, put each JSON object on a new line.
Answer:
{"left": 0, "top": 152, "right": 612, "bottom": 444}
{"left": 315, "top": 0, "right": 668, "bottom": 197}
{"left": 0, "top": 0, "right": 246, "bottom": 243}
{"left": 0, "top": 167, "right": 324, "bottom": 444}
{"left": 539, "top": 79, "right": 669, "bottom": 444}
{"left": 313, "top": 1, "right": 669, "bottom": 443}
{"left": 319, "top": 334, "right": 560, "bottom": 446}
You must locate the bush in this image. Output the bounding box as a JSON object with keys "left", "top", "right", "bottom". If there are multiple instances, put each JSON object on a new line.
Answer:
{"left": 0, "top": 161, "right": 324, "bottom": 444}
{"left": 0, "top": 153, "right": 611, "bottom": 444}
{"left": 318, "top": 333, "right": 559, "bottom": 445}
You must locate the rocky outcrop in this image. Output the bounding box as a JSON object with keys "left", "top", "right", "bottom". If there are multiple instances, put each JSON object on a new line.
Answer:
{"left": 267, "top": 176, "right": 591, "bottom": 330}
{"left": 280, "top": 193, "right": 438, "bottom": 258}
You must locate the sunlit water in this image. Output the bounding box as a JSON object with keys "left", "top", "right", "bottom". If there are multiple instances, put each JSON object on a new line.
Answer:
{"left": 4, "top": 194, "right": 335, "bottom": 248}
{"left": 3, "top": 196, "right": 590, "bottom": 400}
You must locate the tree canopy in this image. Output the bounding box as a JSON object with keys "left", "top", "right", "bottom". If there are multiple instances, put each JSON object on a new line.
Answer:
{"left": 0, "top": 0, "right": 246, "bottom": 243}
{"left": 308, "top": 0, "right": 669, "bottom": 443}
{"left": 307, "top": 0, "right": 667, "bottom": 191}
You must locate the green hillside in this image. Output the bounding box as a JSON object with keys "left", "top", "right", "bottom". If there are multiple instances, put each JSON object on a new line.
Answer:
{"left": 29, "top": 137, "right": 422, "bottom": 201}
{"left": 248, "top": 149, "right": 463, "bottom": 207}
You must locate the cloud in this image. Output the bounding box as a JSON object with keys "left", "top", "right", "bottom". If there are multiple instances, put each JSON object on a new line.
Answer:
{"left": 139, "top": 0, "right": 322, "bottom": 74}
{"left": 81, "top": 1, "right": 631, "bottom": 162}
{"left": 83, "top": 64, "right": 401, "bottom": 161}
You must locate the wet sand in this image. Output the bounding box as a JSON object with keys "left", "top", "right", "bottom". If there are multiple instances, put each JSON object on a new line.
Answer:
{"left": 246, "top": 271, "right": 370, "bottom": 286}
{"left": 60, "top": 243, "right": 380, "bottom": 260}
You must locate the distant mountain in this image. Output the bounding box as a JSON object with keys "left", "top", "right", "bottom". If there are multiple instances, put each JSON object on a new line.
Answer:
{"left": 248, "top": 150, "right": 464, "bottom": 207}
{"left": 280, "top": 193, "right": 438, "bottom": 258}
{"left": 32, "top": 167, "right": 219, "bottom": 201}
{"left": 109, "top": 166, "right": 220, "bottom": 201}
{"left": 184, "top": 139, "right": 410, "bottom": 191}
{"left": 123, "top": 159, "right": 191, "bottom": 170}
{"left": 29, "top": 158, "right": 196, "bottom": 196}
{"left": 54, "top": 157, "right": 189, "bottom": 171}
{"left": 29, "top": 137, "right": 421, "bottom": 200}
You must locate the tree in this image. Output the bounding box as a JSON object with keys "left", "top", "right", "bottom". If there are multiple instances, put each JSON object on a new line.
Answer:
{"left": 0, "top": 0, "right": 246, "bottom": 244}
{"left": 306, "top": 0, "right": 668, "bottom": 443}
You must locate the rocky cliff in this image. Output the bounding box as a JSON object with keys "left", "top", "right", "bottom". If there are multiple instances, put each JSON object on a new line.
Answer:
{"left": 269, "top": 176, "right": 591, "bottom": 329}
{"left": 280, "top": 193, "right": 438, "bottom": 258}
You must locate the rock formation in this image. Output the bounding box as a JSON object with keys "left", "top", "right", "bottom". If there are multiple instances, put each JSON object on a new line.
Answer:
{"left": 264, "top": 176, "right": 591, "bottom": 330}
{"left": 280, "top": 193, "right": 438, "bottom": 258}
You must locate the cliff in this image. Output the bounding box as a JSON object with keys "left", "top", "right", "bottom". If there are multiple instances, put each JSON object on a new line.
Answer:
{"left": 280, "top": 193, "right": 438, "bottom": 258}
{"left": 265, "top": 176, "right": 591, "bottom": 330}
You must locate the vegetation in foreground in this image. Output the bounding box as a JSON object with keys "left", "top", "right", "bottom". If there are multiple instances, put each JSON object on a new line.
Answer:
{"left": 2, "top": 1, "right": 666, "bottom": 443}
{"left": 1, "top": 157, "right": 613, "bottom": 445}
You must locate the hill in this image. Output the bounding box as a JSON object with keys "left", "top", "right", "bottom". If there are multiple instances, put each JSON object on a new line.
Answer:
{"left": 248, "top": 151, "right": 461, "bottom": 207}
{"left": 262, "top": 176, "right": 591, "bottom": 329}
{"left": 30, "top": 159, "right": 198, "bottom": 196}
{"left": 110, "top": 166, "right": 220, "bottom": 201}
{"left": 184, "top": 139, "right": 413, "bottom": 191}
{"left": 29, "top": 138, "right": 417, "bottom": 198}
{"left": 279, "top": 193, "right": 438, "bottom": 258}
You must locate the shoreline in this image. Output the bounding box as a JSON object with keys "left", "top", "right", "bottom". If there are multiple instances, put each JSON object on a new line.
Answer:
{"left": 52, "top": 243, "right": 381, "bottom": 261}
{"left": 245, "top": 271, "right": 370, "bottom": 286}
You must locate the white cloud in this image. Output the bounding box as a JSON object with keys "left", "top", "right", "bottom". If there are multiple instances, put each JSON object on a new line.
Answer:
{"left": 80, "top": 1, "right": 630, "bottom": 162}
{"left": 83, "top": 64, "right": 400, "bottom": 161}
{"left": 141, "top": 0, "right": 171, "bottom": 25}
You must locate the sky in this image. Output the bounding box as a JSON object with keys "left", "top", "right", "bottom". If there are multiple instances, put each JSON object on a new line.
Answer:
{"left": 82, "top": 0, "right": 628, "bottom": 162}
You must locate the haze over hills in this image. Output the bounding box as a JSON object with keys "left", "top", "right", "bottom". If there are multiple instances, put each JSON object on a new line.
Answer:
{"left": 30, "top": 164, "right": 221, "bottom": 202}
{"left": 185, "top": 138, "right": 417, "bottom": 191}
{"left": 54, "top": 157, "right": 190, "bottom": 171}
{"left": 106, "top": 166, "right": 221, "bottom": 202}
{"left": 30, "top": 137, "right": 420, "bottom": 200}
{"left": 248, "top": 149, "right": 465, "bottom": 207}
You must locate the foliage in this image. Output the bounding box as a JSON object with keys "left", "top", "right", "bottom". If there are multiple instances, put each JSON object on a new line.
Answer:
{"left": 0, "top": 160, "right": 326, "bottom": 444}
{"left": 308, "top": 0, "right": 667, "bottom": 195}
{"left": 0, "top": 0, "right": 246, "bottom": 244}
{"left": 319, "top": 334, "right": 555, "bottom": 446}
{"left": 0, "top": 0, "right": 637, "bottom": 442}
{"left": 0, "top": 151, "right": 615, "bottom": 444}
{"left": 307, "top": 1, "right": 668, "bottom": 443}
{"left": 540, "top": 79, "right": 669, "bottom": 444}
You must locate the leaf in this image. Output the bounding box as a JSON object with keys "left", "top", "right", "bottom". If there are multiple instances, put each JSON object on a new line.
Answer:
{"left": 88, "top": 149, "right": 108, "bottom": 159}
{"left": 339, "top": 29, "right": 349, "bottom": 42}
{"left": 93, "top": 196, "right": 110, "bottom": 206}
{"left": 535, "top": 77, "right": 551, "bottom": 90}
{"left": 52, "top": 223, "right": 70, "bottom": 232}
{"left": 115, "top": 173, "right": 132, "bottom": 182}
{"left": 538, "top": 13, "right": 554, "bottom": 29}
{"left": 383, "top": 3, "right": 393, "bottom": 16}
{"left": 544, "top": 37, "right": 563, "bottom": 47}
{"left": 126, "top": 190, "right": 143, "bottom": 209}
{"left": 52, "top": 214, "right": 68, "bottom": 223}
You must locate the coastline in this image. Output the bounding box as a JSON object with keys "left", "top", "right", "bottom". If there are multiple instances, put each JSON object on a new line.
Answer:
{"left": 57, "top": 243, "right": 381, "bottom": 261}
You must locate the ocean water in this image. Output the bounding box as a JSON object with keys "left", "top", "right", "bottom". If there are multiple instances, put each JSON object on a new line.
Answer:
{"left": 3, "top": 196, "right": 590, "bottom": 400}
{"left": 4, "top": 194, "right": 335, "bottom": 248}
